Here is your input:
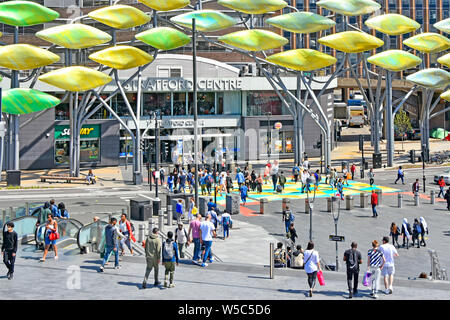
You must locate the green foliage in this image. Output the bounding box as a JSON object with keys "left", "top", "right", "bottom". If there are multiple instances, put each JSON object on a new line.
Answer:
{"left": 394, "top": 109, "right": 412, "bottom": 134}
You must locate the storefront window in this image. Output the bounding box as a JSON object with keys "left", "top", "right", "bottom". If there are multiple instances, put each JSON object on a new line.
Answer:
{"left": 246, "top": 91, "right": 284, "bottom": 116}
{"left": 143, "top": 93, "right": 171, "bottom": 117}
{"left": 173, "top": 92, "right": 187, "bottom": 116}
{"left": 54, "top": 125, "right": 101, "bottom": 165}
{"left": 113, "top": 93, "right": 136, "bottom": 117}
{"left": 188, "top": 92, "right": 216, "bottom": 115}
{"left": 119, "top": 138, "right": 133, "bottom": 157}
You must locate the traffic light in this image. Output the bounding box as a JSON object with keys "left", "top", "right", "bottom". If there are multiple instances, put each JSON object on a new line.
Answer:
{"left": 316, "top": 140, "right": 322, "bottom": 149}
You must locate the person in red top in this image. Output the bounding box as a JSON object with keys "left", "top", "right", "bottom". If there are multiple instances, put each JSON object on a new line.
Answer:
{"left": 371, "top": 189, "right": 378, "bottom": 218}
{"left": 119, "top": 213, "right": 136, "bottom": 256}
{"left": 351, "top": 163, "right": 356, "bottom": 180}
{"left": 437, "top": 176, "right": 446, "bottom": 198}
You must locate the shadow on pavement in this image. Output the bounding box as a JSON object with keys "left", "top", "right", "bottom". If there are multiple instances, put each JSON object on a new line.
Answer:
{"left": 278, "top": 288, "right": 303, "bottom": 295}
{"left": 118, "top": 281, "right": 142, "bottom": 289}
{"left": 248, "top": 275, "right": 270, "bottom": 280}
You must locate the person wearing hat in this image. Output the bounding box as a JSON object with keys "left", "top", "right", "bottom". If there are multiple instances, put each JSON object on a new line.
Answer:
{"left": 175, "top": 222, "right": 189, "bottom": 259}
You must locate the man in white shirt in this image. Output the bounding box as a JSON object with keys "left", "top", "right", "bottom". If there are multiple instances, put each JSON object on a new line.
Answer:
{"left": 301, "top": 170, "right": 310, "bottom": 193}
{"left": 199, "top": 214, "right": 217, "bottom": 268}
{"left": 379, "top": 236, "right": 399, "bottom": 295}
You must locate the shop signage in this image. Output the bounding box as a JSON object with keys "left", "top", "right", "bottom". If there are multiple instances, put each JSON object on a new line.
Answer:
{"left": 127, "top": 78, "right": 243, "bottom": 92}
{"left": 162, "top": 119, "right": 206, "bottom": 128}
{"left": 274, "top": 122, "right": 282, "bottom": 130}
{"left": 55, "top": 124, "right": 101, "bottom": 140}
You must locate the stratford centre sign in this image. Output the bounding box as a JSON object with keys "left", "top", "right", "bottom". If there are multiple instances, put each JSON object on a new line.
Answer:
{"left": 126, "top": 78, "right": 243, "bottom": 92}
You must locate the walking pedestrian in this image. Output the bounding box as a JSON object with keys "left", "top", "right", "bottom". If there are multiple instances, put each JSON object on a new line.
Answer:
{"left": 199, "top": 173, "right": 207, "bottom": 195}
{"left": 401, "top": 218, "right": 412, "bottom": 249}
{"left": 142, "top": 227, "right": 161, "bottom": 288}
{"left": 329, "top": 168, "right": 336, "bottom": 190}
{"left": 286, "top": 223, "right": 298, "bottom": 244}
{"left": 351, "top": 163, "right": 356, "bottom": 180}
{"left": 187, "top": 214, "right": 202, "bottom": 264}
{"left": 250, "top": 170, "right": 257, "bottom": 191}
{"left": 175, "top": 223, "right": 188, "bottom": 259}
{"left": 175, "top": 199, "right": 184, "bottom": 223}
{"left": 49, "top": 199, "right": 58, "bottom": 217}
{"left": 240, "top": 183, "right": 248, "bottom": 205}
{"left": 178, "top": 170, "right": 186, "bottom": 193}
{"left": 221, "top": 210, "right": 232, "bottom": 240}
{"left": 412, "top": 218, "right": 422, "bottom": 248}
{"left": 390, "top": 222, "right": 400, "bottom": 248}
{"left": 395, "top": 166, "right": 405, "bottom": 184}
{"left": 445, "top": 188, "right": 450, "bottom": 210}
{"left": 160, "top": 167, "right": 165, "bottom": 185}
{"left": 368, "top": 168, "right": 375, "bottom": 187}
{"left": 379, "top": 236, "right": 399, "bottom": 295}
{"left": 188, "top": 198, "right": 196, "bottom": 221}
{"left": 325, "top": 165, "right": 331, "bottom": 184}
{"left": 419, "top": 217, "right": 428, "bottom": 247}
{"left": 263, "top": 163, "right": 271, "bottom": 185}
{"left": 367, "top": 240, "right": 385, "bottom": 299}
{"left": 412, "top": 178, "right": 420, "bottom": 195}
{"left": 236, "top": 169, "right": 245, "bottom": 191}
{"left": 199, "top": 213, "right": 217, "bottom": 267}
{"left": 271, "top": 160, "right": 279, "bottom": 191}
{"left": 293, "top": 164, "right": 300, "bottom": 183}
{"left": 314, "top": 170, "right": 321, "bottom": 191}
{"left": 304, "top": 241, "right": 322, "bottom": 297}
{"left": 301, "top": 169, "right": 310, "bottom": 193}
{"left": 118, "top": 213, "right": 135, "bottom": 256}
{"left": 99, "top": 218, "right": 120, "bottom": 271}
{"left": 337, "top": 178, "right": 344, "bottom": 200}
{"left": 226, "top": 172, "right": 233, "bottom": 194}
{"left": 208, "top": 207, "right": 219, "bottom": 229}
{"left": 167, "top": 174, "right": 174, "bottom": 193}
{"left": 437, "top": 176, "right": 446, "bottom": 198}
{"left": 371, "top": 189, "right": 379, "bottom": 217}
{"left": 278, "top": 171, "right": 287, "bottom": 192}
{"left": 2, "top": 222, "right": 18, "bottom": 280}
{"left": 343, "top": 242, "right": 362, "bottom": 298}
{"left": 256, "top": 174, "right": 263, "bottom": 193}
{"left": 162, "top": 231, "right": 179, "bottom": 288}
{"left": 282, "top": 206, "right": 294, "bottom": 234}
{"left": 40, "top": 213, "right": 58, "bottom": 262}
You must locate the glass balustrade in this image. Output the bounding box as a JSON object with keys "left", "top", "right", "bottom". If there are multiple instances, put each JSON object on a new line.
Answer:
{"left": 77, "top": 221, "right": 108, "bottom": 252}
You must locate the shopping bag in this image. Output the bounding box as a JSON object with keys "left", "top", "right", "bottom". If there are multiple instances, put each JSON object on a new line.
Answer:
{"left": 317, "top": 270, "right": 325, "bottom": 286}
{"left": 363, "top": 271, "right": 372, "bottom": 287}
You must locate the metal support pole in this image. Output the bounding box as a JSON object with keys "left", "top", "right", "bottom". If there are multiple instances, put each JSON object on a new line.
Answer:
{"left": 155, "top": 112, "right": 160, "bottom": 198}
{"left": 167, "top": 204, "right": 173, "bottom": 226}
{"left": 414, "top": 192, "right": 420, "bottom": 206}
{"left": 269, "top": 242, "right": 274, "bottom": 279}
{"left": 158, "top": 210, "right": 164, "bottom": 232}
{"left": 430, "top": 190, "right": 435, "bottom": 205}
{"left": 335, "top": 222, "right": 338, "bottom": 272}
{"left": 192, "top": 18, "right": 199, "bottom": 207}
{"left": 138, "top": 224, "right": 145, "bottom": 243}
{"left": 398, "top": 193, "right": 403, "bottom": 208}
{"left": 386, "top": 71, "right": 394, "bottom": 167}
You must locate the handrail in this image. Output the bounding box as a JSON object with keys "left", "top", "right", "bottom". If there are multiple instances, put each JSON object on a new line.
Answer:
{"left": 77, "top": 220, "right": 108, "bottom": 252}
{"left": 1, "top": 215, "right": 38, "bottom": 243}
{"left": 35, "top": 218, "right": 84, "bottom": 248}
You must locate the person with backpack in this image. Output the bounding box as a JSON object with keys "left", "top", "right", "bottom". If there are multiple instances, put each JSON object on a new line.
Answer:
{"left": 273, "top": 242, "right": 286, "bottom": 268}
{"left": 2, "top": 222, "right": 18, "bottom": 280}
{"left": 118, "top": 213, "right": 135, "bottom": 256}
{"left": 343, "top": 242, "right": 362, "bottom": 298}
{"left": 395, "top": 166, "right": 405, "bottom": 184}
{"left": 55, "top": 202, "right": 69, "bottom": 220}
{"left": 175, "top": 223, "right": 188, "bottom": 259}
{"left": 221, "top": 210, "right": 232, "bottom": 240}
{"left": 175, "top": 199, "right": 184, "bottom": 223}
{"left": 367, "top": 240, "right": 385, "bottom": 299}
{"left": 412, "top": 218, "right": 422, "bottom": 248}
{"left": 240, "top": 183, "right": 248, "bottom": 205}
{"left": 278, "top": 171, "right": 287, "bottom": 192}
{"left": 304, "top": 241, "right": 322, "bottom": 297}
{"left": 162, "top": 231, "right": 179, "bottom": 288}
{"left": 401, "top": 218, "right": 412, "bottom": 249}
{"left": 199, "top": 213, "right": 217, "bottom": 267}
{"left": 282, "top": 206, "right": 294, "bottom": 234}
{"left": 142, "top": 227, "right": 161, "bottom": 288}
{"left": 292, "top": 164, "right": 300, "bottom": 183}
{"left": 291, "top": 245, "right": 304, "bottom": 269}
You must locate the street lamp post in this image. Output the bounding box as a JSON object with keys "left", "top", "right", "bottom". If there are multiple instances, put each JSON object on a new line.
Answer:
{"left": 192, "top": 18, "right": 199, "bottom": 206}
{"left": 422, "top": 144, "right": 426, "bottom": 193}
{"left": 331, "top": 196, "right": 340, "bottom": 272}
{"left": 306, "top": 180, "right": 316, "bottom": 242}
{"left": 266, "top": 112, "right": 272, "bottom": 160}
{"left": 154, "top": 110, "right": 162, "bottom": 199}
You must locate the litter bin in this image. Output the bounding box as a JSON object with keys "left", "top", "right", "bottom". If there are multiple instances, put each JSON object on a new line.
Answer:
{"left": 372, "top": 153, "right": 382, "bottom": 169}
{"left": 410, "top": 150, "right": 416, "bottom": 164}
{"left": 153, "top": 198, "right": 161, "bottom": 216}
{"left": 130, "top": 198, "right": 151, "bottom": 221}
{"left": 6, "top": 170, "right": 21, "bottom": 187}
{"left": 345, "top": 195, "right": 354, "bottom": 210}
{"left": 360, "top": 193, "right": 368, "bottom": 208}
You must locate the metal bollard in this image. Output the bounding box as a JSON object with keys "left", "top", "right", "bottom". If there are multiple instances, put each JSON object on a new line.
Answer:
{"left": 260, "top": 198, "right": 268, "bottom": 214}
{"left": 305, "top": 198, "right": 310, "bottom": 214}
{"left": 158, "top": 210, "right": 164, "bottom": 232}
{"left": 430, "top": 190, "right": 435, "bottom": 205}
{"left": 148, "top": 218, "right": 154, "bottom": 234}
{"left": 345, "top": 195, "right": 354, "bottom": 210}
{"left": 398, "top": 193, "right": 403, "bottom": 208}
{"left": 269, "top": 242, "right": 274, "bottom": 279}
{"left": 360, "top": 193, "right": 368, "bottom": 208}
{"left": 138, "top": 224, "right": 145, "bottom": 243}
{"left": 414, "top": 192, "right": 420, "bottom": 206}
{"left": 327, "top": 197, "right": 333, "bottom": 212}
{"left": 167, "top": 205, "right": 173, "bottom": 226}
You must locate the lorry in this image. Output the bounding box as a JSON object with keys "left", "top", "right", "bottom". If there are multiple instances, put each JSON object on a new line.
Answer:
{"left": 348, "top": 106, "right": 365, "bottom": 127}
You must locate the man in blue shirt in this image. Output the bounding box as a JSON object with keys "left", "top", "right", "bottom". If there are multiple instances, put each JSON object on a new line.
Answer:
{"left": 240, "top": 184, "right": 248, "bottom": 205}
{"left": 394, "top": 166, "right": 405, "bottom": 185}
{"left": 178, "top": 171, "right": 186, "bottom": 193}
{"left": 207, "top": 198, "right": 216, "bottom": 212}
{"left": 292, "top": 165, "right": 300, "bottom": 183}
{"left": 236, "top": 171, "right": 245, "bottom": 191}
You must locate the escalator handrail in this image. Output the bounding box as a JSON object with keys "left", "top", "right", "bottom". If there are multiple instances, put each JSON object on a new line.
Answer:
{"left": 35, "top": 218, "right": 84, "bottom": 246}
{"left": 76, "top": 220, "right": 108, "bottom": 250}
{"left": 2, "top": 215, "right": 38, "bottom": 242}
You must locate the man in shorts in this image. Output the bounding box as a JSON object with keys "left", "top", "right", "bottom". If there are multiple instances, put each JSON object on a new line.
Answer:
{"left": 379, "top": 236, "right": 399, "bottom": 295}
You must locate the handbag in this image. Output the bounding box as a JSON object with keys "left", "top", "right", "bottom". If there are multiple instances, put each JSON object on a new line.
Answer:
{"left": 317, "top": 270, "right": 325, "bottom": 286}
{"left": 363, "top": 271, "right": 372, "bottom": 287}
{"left": 48, "top": 231, "right": 60, "bottom": 241}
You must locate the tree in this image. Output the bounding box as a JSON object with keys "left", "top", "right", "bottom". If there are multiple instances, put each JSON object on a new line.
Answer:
{"left": 394, "top": 109, "right": 412, "bottom": 150}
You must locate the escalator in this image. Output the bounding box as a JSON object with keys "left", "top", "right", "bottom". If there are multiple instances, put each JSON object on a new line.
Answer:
{"left": 35, "top": 218, "right": 84, "bottom": 253}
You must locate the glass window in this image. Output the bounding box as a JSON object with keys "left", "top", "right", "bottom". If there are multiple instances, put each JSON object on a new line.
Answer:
{"left": 143, "top": 93, "right": 171, "bottom": 117}
{"left": 173, "top": 92, "right": 187, "bottom": 116}
{"left": 188, "top": 92, "right": 216, "bottom": 115}
{"left": 284, "top": 132, "right": 294, "bottom": 153}
{"left": 55, "top": 140, "right": 70, "bottom": 165}
{"left": 80, "top": 139, "right": 100, "bottom": 162}
{"left": 119, "top": 138, "right": 133, "bottom": 157}
{"left": 112, "top": 93, "right": 136, "bottom": 117}
{"left": 246, "top": 91, "right": 286, "bottom": 116}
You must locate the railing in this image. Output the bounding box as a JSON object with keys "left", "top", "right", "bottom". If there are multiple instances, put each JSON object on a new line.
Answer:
{"left": 0, "top": 216, "right": 38, "bottom": 244}
{"left": 77, "top": 220, "right": 108, "bottom": 253}
{"left": 429, "top": 249, "right": 448, "bottom": 281}
{"left": 35, "top": 218, "right": 84, "bottom": 248}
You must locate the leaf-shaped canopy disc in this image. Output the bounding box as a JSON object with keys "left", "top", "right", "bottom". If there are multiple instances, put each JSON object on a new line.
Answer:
{"left": 266, "top": 12, "right": 336, "bottom": 34}
{"left": 2, "top": 88, "right": 60, "bottom": 115}
{"left": 0, "top": 44, "right": 60, "bottom": 70}
{"left": 219, "top": 29, "right": 289, "bottom": 51}
{"left": 318, "top": 31, "right": 384, "bottom": 53}
{"left": 267, "top": 49, "right": 337, "bottom": 71}
{"left": 0, "top": 1, "right": 59, "bottom": 26}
